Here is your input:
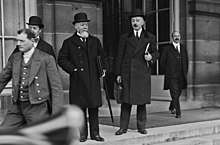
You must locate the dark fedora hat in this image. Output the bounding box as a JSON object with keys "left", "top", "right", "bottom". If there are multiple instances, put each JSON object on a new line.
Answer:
{"left": 26, "top": 16, "right": 44, "bottom": 28}
{"left": 128, "top": 9, "right": 145, "bottom": 20}
{"left": 72, "top": 12, "right": 90, "bottom": 25}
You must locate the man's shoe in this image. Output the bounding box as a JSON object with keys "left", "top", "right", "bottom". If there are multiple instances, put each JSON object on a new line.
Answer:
{"left": 138, "top": 129, "right": 147, "bottom": 134}
{"left": 79, "top": 136, "right": 87, "bottom": 142}
{"left": 115, "top": 129, "right": 127, "bottom": 135}
{"left": 170, "top": 109, "right": 176, "bottom": 114}
{"left": 91, "top": 135, "right": 104, "bottom": 142}
{"left": 175, "top": 115, "right": 181, "bottom": 118}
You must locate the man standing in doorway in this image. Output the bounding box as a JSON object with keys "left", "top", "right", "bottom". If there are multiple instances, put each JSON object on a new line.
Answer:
{"left": 160, "top": 31, "right": 189, "bottom": 118}
{"left": 115, "top": 9, "right": 159, "bottom": 135}
{"left": 11, "top": 16, "right": 56, "bottom": 59}
{"left": 0, "top": 29, "right": 63, "bottom": 129}
{"left": 58, "top": 12, "right": 107, "bottom": 142}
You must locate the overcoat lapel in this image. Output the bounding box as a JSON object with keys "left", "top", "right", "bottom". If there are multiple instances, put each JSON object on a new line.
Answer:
{"left": 28, "top": 50, "right": 41, "bottom": 85}
{"left": 170, "top": 44, "right": 178, "bottom": 56}
{"left": 71, "top": 33, "right": 88, "bottom": 53}
{"left": 132, "top": 34, "right": 150, "bottom": 56}
{"left": 87, "top": 36, "right": 92, "bottom": 55}
{"left": 13, "top": 53, "right": 22, "bottom": 85}
{"left": 127, "top": 35, "right": 137, "bottom": 49}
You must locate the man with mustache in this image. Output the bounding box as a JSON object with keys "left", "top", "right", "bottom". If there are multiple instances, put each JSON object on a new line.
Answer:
{"left": 10, "top": 16, "right": 56, "bottom": 59}
{"left": 58, "top": 12, "right": 107, "bottom": 142}
{"left": 160, "top": 31, "right": 189, "bottom": 118}
{"left": 115, "top": 9, "right": 159, "bottom": 135}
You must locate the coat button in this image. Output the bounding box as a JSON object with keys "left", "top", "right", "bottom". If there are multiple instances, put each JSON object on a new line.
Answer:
{"left": 38, "top": 97, "right": 42, "bottom": 100}
{"left": 81, "top": 68, "right": 84, "bottom": 71}
{"left": 20, "top": 96, "right": 23, "bottom": 98}
{"left": 37, "top": 90, "right": 40, "bottom": 93}
{"left": 78, "top": 46, "right": 81, "bottom": 49}
{"left": 35, "top": 76, "right": 38, "bottom": 79}
{"left": 36, "top": 84, "right": 40, "bottom": 86}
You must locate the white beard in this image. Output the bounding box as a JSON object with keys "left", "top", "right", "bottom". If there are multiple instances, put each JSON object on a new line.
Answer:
{"left": 79, "top": 31, "right": 89, "bottom": 38}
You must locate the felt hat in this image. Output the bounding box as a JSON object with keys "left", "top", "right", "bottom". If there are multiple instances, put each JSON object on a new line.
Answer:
{"left": 72, "top": 12, "right": 90, "bottom": 25}
{"left": 26, "top": 16, "right": 44, "bottom": 28}
{"left": 129, "top": 9, "right": 145, "bottom": 20}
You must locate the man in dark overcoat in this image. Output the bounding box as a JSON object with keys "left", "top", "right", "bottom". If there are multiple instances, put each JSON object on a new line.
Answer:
{"left": 160, "top": 31, "right": 189, "bottom": 118}
{"left": 58, "top": 12, "right": 107, "bottom": 142}
{"left": 0, "top": 29, "right": 63, "bottom": 129}
{"left": 11, "top": 16, "right": 56, "bottom": 59}
{"left": 115, "top": 9, "right": 159, "bottom": 135}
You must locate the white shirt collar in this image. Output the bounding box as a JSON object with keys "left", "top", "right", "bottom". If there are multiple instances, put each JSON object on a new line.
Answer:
{"left": 134, "top": 28, "right": 142, "bottom": 37}
{"left": 172, "top": 42, "right": 180, "bottom": 48}
{"left": 23, "top": 47, "right": 35, "bottom": 59}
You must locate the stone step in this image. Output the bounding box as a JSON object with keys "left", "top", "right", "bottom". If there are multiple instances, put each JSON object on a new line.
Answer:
{"left": 154, "top": 133, "right": 220, "bottom": 145}
{"left": 152, "top": 138, "right": 213, "bottom": 145}
{"left": 77, "top": 120, "right": 220, "bottom": 145}
{"left": 203, "top": 133, "right": 220, "bottom": 145}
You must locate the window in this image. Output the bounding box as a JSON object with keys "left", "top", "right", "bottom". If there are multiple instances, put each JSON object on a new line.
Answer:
{"left": 144, "top": 0, "right": 170, "bottom": 75}
{"left": 0, "top": 0, "right": 24, "bottom": 69}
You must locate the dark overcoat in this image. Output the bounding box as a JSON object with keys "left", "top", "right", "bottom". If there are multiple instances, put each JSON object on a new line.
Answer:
{"left": 58, "top": 32, "right": 107, "bottom": 108}
{"left": 160, "top": 43, "right": 189, "bottom": 90}
{"left": 0, "top": 49, "right": 64, "bottom": 115}
{"left": 115, "top": 30, "right": 159, "bottom": 105}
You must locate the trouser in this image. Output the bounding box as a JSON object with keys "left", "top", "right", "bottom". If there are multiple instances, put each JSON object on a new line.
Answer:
{"left": 80, "top": 107, "right": 100, "bottom": 138}
{"left": 169, "top": 78, "right": 183, "bottom": 116}
{"left": 1, "top": 100, "right": 49, "bottom": 129}
{"left": 119, "top": 103, "right": 146, "bottom": 131}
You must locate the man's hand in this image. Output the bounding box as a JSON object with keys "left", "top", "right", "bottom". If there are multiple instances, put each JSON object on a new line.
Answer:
{"left": 116, "top": 75, "right": 122, "bottom": 84}
{"left": 144, "top": 53, "right": 152, "bottom": 61}
{"left": 101, "top": 69, "right": 107, "bottom": 78}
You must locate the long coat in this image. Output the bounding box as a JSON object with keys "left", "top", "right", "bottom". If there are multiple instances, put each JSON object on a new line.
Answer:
{"left": 0, "top": 49, "right": 64, "bottom": 115}
{"left": 11, "top": 38, "right": 56, "bottom": 59}
{"left": 115, "top": 30, "right": 159, "bottom": 105}
{"left": 58, "top": 32, "right": 107, "bottom": 108}
{"left": 160, "top": 43, "right": 189, "bottom": 90}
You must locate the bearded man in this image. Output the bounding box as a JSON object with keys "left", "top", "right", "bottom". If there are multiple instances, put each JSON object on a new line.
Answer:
{"left": 58, "top": 12, "right": 107, "bottom": 142}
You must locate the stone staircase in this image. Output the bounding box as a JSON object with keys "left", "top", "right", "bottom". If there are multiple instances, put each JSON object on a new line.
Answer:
{"left": 78, "top": 120, "right": 220, "bottom": 145}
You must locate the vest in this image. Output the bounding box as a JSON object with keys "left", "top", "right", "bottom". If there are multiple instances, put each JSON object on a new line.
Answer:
{"left": 18, "top": 58, "right": 32, "bottom": 101}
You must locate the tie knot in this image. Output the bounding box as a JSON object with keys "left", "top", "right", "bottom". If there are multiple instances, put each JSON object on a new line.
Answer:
{"left": 34, "top": 38, "right": 39, "bottom": 43}
{"left": 136, "top": 31, "right": 139, "bottom": 37}
{"left": 135, "top": 31, "right": 139, "bottom": 41}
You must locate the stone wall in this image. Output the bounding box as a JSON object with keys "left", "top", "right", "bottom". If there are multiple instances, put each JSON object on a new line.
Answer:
{"left": 185, "top": 0, "right": 220, "bottom": 107}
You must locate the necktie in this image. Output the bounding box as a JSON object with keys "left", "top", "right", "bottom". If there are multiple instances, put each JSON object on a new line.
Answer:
{"left": 34, "top": 38, "right": 39, "bottom": 43}
{"left": 135, "top": 31, "right": 139, "bottom": 41}
{"left": 82, "top": 38, "right": 86, "bottom": 46}
{"left": 176, "top": 45, "right": 179, "bottom": 53}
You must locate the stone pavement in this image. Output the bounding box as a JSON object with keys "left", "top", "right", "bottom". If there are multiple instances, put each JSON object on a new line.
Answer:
{"left": 72, "top": 106, "right": 220, "bottom": 145}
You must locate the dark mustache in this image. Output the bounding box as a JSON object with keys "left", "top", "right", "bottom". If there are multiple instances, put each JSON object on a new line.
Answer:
{"left": 133, "top": 24, "right": 138, "bottom": 27}
{"left": 174, "top": 38, "right": 179, "bottom": 41}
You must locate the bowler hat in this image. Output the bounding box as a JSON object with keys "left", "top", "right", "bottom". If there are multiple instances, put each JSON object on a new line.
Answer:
{"left": 72, "top": 12, "right": 90, "bottom": 25}
{"left": 26, "top": 16, "right": 44, "bottom": 28}
{"left": 129, "top": 9, "right": 145, "bottom": 20}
